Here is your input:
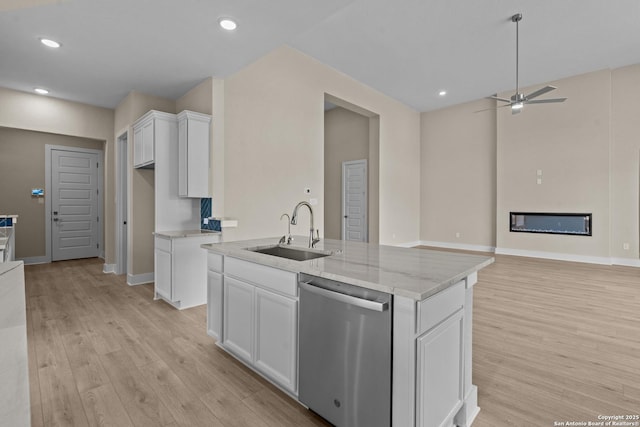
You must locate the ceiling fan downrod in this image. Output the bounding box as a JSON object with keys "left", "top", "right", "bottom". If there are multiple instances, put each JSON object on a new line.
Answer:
{"left": 512, "top": 13, "right": 522, "bottom": 98}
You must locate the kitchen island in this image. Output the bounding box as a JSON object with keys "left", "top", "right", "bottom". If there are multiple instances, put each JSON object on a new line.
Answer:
{"left": 202, "top": 236, "right": 493, "bottom": 427}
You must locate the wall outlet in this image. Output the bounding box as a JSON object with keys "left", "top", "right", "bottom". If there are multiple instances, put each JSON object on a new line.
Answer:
{"left": 536, "top": 178, "right": 542, "bottom": 185}
{"left": 203, "top": 218, "right": 209, "bottom": 225}
{"left": 623, "top": 243, "right": 630, "bottom": 250}
{"left": 455, "top": 232, "right": 460, "bottom": 238}
{"left": 537, "top": 169, "right": 543, "bottom": 176}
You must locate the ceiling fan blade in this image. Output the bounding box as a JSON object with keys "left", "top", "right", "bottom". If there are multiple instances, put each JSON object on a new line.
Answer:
{"left": 525, "top": 98, "right": 567, "bottom": 104}
{"left": 474, "top": 104, "right": 513, "bottom": 113}
{"left": 525, "top": 85, "right": 557, "bottom": 100}
{"left": 487, "top": 95, "right": 512, "bottom": 103}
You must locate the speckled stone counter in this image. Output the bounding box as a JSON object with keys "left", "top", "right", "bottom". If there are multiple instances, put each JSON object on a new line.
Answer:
{"left": 202, "top": 236, "right": 493, "bottom": 300}
{"left": 155, "top": 229, "right": 222, "bottom": 239}
{"left": 0, "top": 261, "right": 29, "bottom": 426}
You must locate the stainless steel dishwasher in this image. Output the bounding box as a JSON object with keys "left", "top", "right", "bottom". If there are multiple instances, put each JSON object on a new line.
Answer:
{"left": 298, "top": 273, "right": 392, "bottom": 427}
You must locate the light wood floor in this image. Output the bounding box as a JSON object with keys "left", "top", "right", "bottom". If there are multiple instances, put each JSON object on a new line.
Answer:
{"left": 25, "top": 255, "right": 640, "bottom": 426}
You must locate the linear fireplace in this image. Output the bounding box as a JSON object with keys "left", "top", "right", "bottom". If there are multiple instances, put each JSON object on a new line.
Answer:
{"left": 510, "top": 212, "right": 592, "bottom": 236}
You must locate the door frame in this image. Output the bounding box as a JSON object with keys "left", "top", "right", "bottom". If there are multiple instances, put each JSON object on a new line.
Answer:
{"left": 341, "top": 159, "right": 368, "bottom": 242}
{"left": 45, "top": 144, "right": 104, "bottom": 263}
{"left": 115, "top": 129, "right": 129, "bottom": 275}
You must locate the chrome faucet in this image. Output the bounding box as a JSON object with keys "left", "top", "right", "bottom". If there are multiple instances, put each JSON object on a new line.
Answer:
{"left": 279, "top": 213, "right": 293, "bottom": 245}
{"left": 291, "top": 201, "right": 320, "bottom": 248}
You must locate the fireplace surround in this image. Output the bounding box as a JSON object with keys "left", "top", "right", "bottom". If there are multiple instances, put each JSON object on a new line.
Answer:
{"left": 510, "top": 212, "right": 592, "bottom": 236}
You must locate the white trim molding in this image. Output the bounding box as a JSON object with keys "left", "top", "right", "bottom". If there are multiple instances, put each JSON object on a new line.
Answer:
{"left": 418, "top": 240, "right": 496, "bottom": 253}
{"left": 611, "top": 257, "right": 640, "bottom": 267}
{"left": 495, "top": 247, "right": 612, "bottom": 265}
{"left": 103, "top": 263, "right": 116, "bottom": 274}
{"left": 19, "top": 256, "right": 49, "bottom": 265}
{"left": 396, "top": 240, "right": 424, "bottom": 248}
{"left": 127, "top": 272, "right": 154, "bottom": 286}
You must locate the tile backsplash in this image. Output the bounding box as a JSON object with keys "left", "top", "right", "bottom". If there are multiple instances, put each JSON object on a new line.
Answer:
{"left": 200, "top": 198, "right": 221, "bottom": 231}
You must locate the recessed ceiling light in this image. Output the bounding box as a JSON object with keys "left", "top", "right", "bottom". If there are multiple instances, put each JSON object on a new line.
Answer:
{"left": 40, "top": 38, "right": 61, "bottom": 48}
{"left": 219, "top": 18, "right": 237, "bottom": 31}
{"left": 34, "top": 88, "right": 49, "bottom": 95}
{"left": 438, "top": 90, "right": 447, "bottom": 96}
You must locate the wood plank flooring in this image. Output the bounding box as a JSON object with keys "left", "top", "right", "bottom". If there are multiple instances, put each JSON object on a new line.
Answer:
{"left": 24, "top": 254, "right": 640, "bottom": 426}
{"left": 25, "top": 259, "right": 328, "bottom": 427}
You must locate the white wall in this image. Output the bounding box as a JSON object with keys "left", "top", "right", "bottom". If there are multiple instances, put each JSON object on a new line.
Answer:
{"left": 223, "top": 46, "right": 421, "bottom": 245}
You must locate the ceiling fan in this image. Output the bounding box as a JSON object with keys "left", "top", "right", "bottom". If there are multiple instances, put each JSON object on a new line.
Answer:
{"left": 487, "top": 13, "right": 567, "bottom": 115}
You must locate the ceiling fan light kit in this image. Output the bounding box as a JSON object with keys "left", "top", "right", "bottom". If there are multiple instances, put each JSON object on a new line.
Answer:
{"left": 488, "top": 12, "right": 567, "bottom": 115}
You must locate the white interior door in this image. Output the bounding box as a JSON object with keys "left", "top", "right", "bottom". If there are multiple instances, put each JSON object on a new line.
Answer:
{"left": 342, "top": 159, "right": 368, "bottom": 242}
{"left": 51, "top": 149, "right": 100, "bottom": 261}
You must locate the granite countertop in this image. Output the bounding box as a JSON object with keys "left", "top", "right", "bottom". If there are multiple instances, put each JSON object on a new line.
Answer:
{"left": 202, "top": 236, "right": 494, "bottom": 300}
{"left": 155, "top": 229, "right": 222, "bottom": 239}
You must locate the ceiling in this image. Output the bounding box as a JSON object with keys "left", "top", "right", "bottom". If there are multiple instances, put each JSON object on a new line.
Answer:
{"left": 1, "top": 0, "right": 639, "bottom": 112}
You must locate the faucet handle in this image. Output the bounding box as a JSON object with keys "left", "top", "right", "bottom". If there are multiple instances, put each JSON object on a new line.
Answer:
{"left": 311, "top": 229, "right": 321, "bottom": 248}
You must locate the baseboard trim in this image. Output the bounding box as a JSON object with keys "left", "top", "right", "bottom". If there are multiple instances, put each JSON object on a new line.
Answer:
{"left": 418, "top": 240, "right": 496, "bottom": 253}
{"left": 611, "top": 257, "right": 640, "bottom": 267}
{"left": 495, "top": 247, "right": 612, "bottom": 265}
{"left": 127, "top": 272, "right": 154, "bottom": 286}
{"left": 19, "top": 256, "right": 49, "bottom": 265}
{"left": 396, "top": 240, "right": 424, "bottom": 248}
{"left": 102, "top": 263, "right": 116, "bottom": 274}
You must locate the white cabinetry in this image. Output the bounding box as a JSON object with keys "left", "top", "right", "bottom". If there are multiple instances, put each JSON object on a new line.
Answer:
{"left": 416, "top": 310, "right": 464, "bottom": 427}
{"left": 133, "top": 111, "right": 165, "bottom": 168}
{"left": 154, "top": 233, "right": 220, "bottom": 309}
{"left": 206, "top": 253, "right": 298, "bottom": 395}
{"left": 254, "top": 287, "right": 298, "bottom": 391}
{"left": 177, "top": 110, "right": 211, "bottom": 197}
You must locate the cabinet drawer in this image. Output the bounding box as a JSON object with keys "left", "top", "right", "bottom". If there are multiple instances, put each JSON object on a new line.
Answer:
{"left": 155, "top": 236, "right": 172, "bottom": 252}
{"left": 416, "top": 281, "right": 464, "bottom": 335}
{"left": 207, "top": 252, "right": 223, "bottom": 273}
{"left": 225, "top": 257, "right": 297, "bottom": 297}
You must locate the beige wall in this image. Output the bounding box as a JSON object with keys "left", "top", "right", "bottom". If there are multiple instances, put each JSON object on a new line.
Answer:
{"left": 421, "top": 65, "right": 640, "bottom": 264}
{"left": 324, "top": 106, "right": 370, "bottom": 240}
{"left": 611, "top": 64, "right": 640, "bottom": 260}
{"left": 0, "top": 87, "right": 115, "bottom": 262}
{"left": 0, "top": 128, "right": 103, "bottom": 258}
{"left": 114, "top": 91, "right": 176, "bottom": 276}
{"left": 176, "top": 78, "right": 213, "bottom": 115}
{"left": 497, "top": 69, "right": 611, "bottom": 258}
{"left": 420, "top": 98, "right": 497, "bottom": 248}
{"left": 223, "top": 46, "right": 421, "bottom": 245}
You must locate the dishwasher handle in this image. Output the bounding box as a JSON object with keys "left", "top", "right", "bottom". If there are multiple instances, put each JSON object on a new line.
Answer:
{"left": 299, "top": 281, "right": 389, "bottom": 312}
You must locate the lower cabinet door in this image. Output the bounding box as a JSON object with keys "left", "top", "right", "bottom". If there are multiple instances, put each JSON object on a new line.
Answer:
{"left": 416, "top": 309, "right": 464, "bottom": 427}
{"left": 222, "top": 277, "right": 254, "bottom": 363}
{"left": 254, "top": 288, "right": 298, "bottom": 393}
{"left": 154, "top": 249, "right": 172, "bottom": 300}
{"left": 207, "top": 270, "right": 223, "bottom": 340}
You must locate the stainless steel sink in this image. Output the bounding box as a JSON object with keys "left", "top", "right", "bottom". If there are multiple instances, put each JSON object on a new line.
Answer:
{"left": 248, "top": 245, "right": 331, "bottom": 261}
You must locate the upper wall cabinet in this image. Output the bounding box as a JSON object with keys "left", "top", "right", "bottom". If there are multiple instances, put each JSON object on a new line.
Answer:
{"left": 177, "top": 110, "right": 212, "bottom": 197}
{"left": 133, "top": 110, "right": 177, "bottom": 169}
